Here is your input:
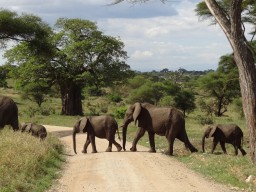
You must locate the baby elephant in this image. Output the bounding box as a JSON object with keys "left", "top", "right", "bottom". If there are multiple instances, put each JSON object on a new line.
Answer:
{"left": 21, "top": 123, "right": 47, "bottom": 140}
{"left": 72, "top": 115, "right": 122, "bottom": 154}
{"left": 202, "top": 124, "right": 246, "bottom": 156}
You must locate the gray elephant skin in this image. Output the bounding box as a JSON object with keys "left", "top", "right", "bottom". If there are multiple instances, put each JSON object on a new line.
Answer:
{"left": 202, "top": 124, "right": 246, "bottom": 156}
{"left": 0, "top": 96, "right": 19, "bottom": 131}
{"left": 21, "top": 123, "right": 47, "bottom": 140}
{"left": 121, "top": 102, "right": 198, "bottom": 156}
{"left": 72, "top": 115, "right": 122, "bottom": 154}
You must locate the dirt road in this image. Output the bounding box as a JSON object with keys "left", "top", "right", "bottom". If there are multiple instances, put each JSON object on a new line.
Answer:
{"left": 46, "top": 125, "right": 234, "bottom": 192}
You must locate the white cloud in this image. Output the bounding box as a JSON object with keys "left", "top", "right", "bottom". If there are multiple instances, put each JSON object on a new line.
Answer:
{"left": 131, "top": 50, "right": 153, "bottom": 60}
{"left": 0, "top": 0, "right": 234, "bottom": 72}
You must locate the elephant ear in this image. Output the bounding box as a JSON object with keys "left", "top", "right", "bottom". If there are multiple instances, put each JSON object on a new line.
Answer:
{"left": 79, "top": 117, "right": 88, "bottom": 132}
{"left": 209, "top": 125, "right": 217, "bottom": 137}
{"left": 25, "top": 123, "right": 32, "bottom": 132}
{"left": 133, "top": 102, "right": 142, "bottom": 125}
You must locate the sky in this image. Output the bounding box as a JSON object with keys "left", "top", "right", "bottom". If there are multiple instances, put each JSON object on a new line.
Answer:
{"left": 0, "top": 0, "right": 234, "bottom": 72}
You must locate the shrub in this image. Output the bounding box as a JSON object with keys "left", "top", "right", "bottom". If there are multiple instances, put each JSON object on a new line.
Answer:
{"left": 114, "top": 106, "right": 127, "bottom": 119}
{"left": 107, "top": 93, "right": 122, "bottom": 103}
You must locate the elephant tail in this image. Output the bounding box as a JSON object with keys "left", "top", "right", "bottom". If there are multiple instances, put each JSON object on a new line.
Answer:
{"left": 116, "top": 126, "right": 121, "bottom": 141}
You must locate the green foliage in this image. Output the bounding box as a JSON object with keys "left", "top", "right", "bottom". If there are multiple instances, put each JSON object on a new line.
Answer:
{"left": 159, "top": 95, "right": 174, "bottom": 106}
{"left": 195, "top": 115, "right": 214, "bottom": 125}
{"left": 173, "top": 89, "right": 196, "bottom": 116}
{"left": 197, "top": 55, "right": 240, "bottom": 117}
{"left": 114, "top": 106, "right": 127, "bottom": 119}
{"left": 107, "top": 92, "right": 122, "bottom": 103}
{"left": 0, "top": 128, "right": 64, "bottom": 192}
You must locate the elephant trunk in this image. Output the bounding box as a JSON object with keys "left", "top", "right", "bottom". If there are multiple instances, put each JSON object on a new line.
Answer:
{"left": 73, "top": 129, "right": 78, "bottom": 154}
{"left": 202, "top": 134, "right": 206, "bottom": 153}
{"left": 122, "top": 124, "right": 128, "bottom": 151}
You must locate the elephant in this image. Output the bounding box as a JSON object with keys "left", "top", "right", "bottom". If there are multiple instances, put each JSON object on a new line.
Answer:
{"left": 21, "top": 123, "right": 47, "bottom": 140}
{"left": 0, "top": 96, "right": 19, "bottom": 131}
{"left": 202, "top": 124, "right": 246, "bottom": 156}
{"left": 72, "top": 115, "right": 122, "bottom": 154}
{"left": 121, "top": 102, "right": 198, "bottom": 156}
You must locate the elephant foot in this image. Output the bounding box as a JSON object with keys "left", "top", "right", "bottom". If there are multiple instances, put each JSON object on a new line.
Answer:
{"left": 148, "top": 148, "right": 156, "bottom": 153}
{"left": 117, "top": 146, "right": 122, "bottom": 152}
{"left": 105, "top": 148, "right": 112, "bottom": 152}
{"left": 164, "top": 150, "right": 173, "bottom": 156}
{"left": 130, "top": 146, "right": 137, "bottom": 152}
{"left": 81, "top": 150, "right": 87, "bottom": 154}
{"left": 91, "top": 150, "right": 98, "bottom": 153}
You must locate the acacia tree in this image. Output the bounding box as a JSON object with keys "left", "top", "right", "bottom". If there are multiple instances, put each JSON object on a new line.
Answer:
{"left": 112, "top": 0, "right": 256, "bottom": 163}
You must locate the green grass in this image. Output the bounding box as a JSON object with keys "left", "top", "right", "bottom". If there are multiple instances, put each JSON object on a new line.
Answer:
{"left": 0, "top": 128, "right": 64, "bottom": 192}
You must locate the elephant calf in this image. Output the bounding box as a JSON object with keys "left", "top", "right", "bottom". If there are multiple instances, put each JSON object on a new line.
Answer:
{"left": 21, "top": 123, "right": 47, "bottom": 140}
{"left": 202, "top": 124, "right": 246, "bottom": 156}
{"left": 72, "top": 115, "right": 122, "bottom": 154}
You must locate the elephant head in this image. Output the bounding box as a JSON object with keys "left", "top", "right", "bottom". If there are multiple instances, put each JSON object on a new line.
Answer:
{"left": 121, "top": 102, "right": 141, "bottom": 151}
{"left": 202, "top": 125, "right": 217, "bottom": 152}
{"left": 73, "top": 117, "right": 89, "bottom": 154}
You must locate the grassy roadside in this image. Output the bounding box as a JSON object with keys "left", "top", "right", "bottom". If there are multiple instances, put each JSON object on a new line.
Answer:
{"left": 0, "top": 128, "right": 64, "bottom": 192}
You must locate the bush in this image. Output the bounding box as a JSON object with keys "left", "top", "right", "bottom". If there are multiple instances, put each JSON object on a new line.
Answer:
{"left": 114, "top": 106, "right": 127, "bottom": 119}
{"left": 107, "top": 93, "right": 122, "bottom": 103}
{"left": 196, "top": 115, "right": 214, "bottom": 125}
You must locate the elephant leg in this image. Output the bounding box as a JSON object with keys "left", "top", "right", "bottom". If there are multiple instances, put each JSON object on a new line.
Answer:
{"left": 166, "top": 136, "right": 175, "bottom": 156}
{"left": 211, "top": 140, "right": 218, "bottom": 154}
{"left": 112, "top": 140, "right": 122, "bottom": 152}
{"left": 130, "top": 127, "right": 146, "bottom": 152}
{"left": 220, "top": 141, "right": 227, "bottom": 154}
{"left": 82, "top": 135, "right": 91, "bottom": 153}
{"left": 238, "top": 146, "right": 247, "bottom": 156}
{"left": 148, "top": 132, "right": 156, "bottom": 153}
{"left": 177, "top": 131, "right": 198, "bottom": 153}
{"left": 237, "top": 140, "right": 247, "bottom": 156}
{"left": 105, "top": 141, "right": 112, "bottom": 152}
{"left": 89, "top": 134, "right": 97, "bottom": 153}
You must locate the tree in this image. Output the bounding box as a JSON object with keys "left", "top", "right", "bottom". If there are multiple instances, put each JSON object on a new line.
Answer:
{"left": 5, "top": 17, "right": 132, "bottom": 115}
{"left": 0, "top": 9, "right": 53, "bottom": 56}
{"left": 112, "top": 0, "right": 256, "bottom": 163}
{"left": 198, "top": 70, "right": 240, "bottom": 116}
{"left": 52, "top": 18, "right": 131, "bottom": 115}
{"left": 173, "top": 89, "right": 196, "bottom": 116}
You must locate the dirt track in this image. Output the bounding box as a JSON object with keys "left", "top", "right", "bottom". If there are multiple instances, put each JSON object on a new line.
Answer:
{"left": 46, "top": 125, "right": 234, "bottom": 192}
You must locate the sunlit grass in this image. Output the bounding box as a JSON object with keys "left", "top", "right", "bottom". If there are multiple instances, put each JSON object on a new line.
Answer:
{"left": 0, "top": 128, "right": 64, "bottom": 192}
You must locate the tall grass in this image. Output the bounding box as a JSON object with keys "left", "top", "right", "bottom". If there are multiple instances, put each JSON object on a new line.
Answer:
{"left": 0, "top": 128, "right": 64, "bottom": 192}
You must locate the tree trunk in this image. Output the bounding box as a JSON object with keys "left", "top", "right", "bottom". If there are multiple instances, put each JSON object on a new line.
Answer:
{"left": 60, "top": 82, "right": 83, "bottom": 116}
{"left": 205, "top": 0, "right": 256, "bottom": 163}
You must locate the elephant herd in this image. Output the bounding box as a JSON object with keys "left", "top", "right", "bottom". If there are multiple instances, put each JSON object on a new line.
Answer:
{"left": 0, "top": 95, "right": 247, "bottom": 156}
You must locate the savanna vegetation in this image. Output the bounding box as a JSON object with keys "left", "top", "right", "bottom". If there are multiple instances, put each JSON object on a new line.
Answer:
{"left": 1, "top": 1, "right": 256, "bottom": 191}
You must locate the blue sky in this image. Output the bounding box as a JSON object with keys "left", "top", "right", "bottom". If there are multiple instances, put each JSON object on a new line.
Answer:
{"left": 0, "top": 0, "right": 233, "bottom": 71}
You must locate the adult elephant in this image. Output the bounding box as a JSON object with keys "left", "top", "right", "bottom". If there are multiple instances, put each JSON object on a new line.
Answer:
{"left": 0, "top": 96, "right": 19, "bottom": 131}
{"left": 121, "top": 102, "right": 198, "bottom": 156}
{"left": 202, "top": 124, "right": 246, "bottom": 156}
{"left": 72, "top": 115, "right": 122, "bottom": 154}
{"left": 21, "top": 123, "right": 47, "bottom": 140}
